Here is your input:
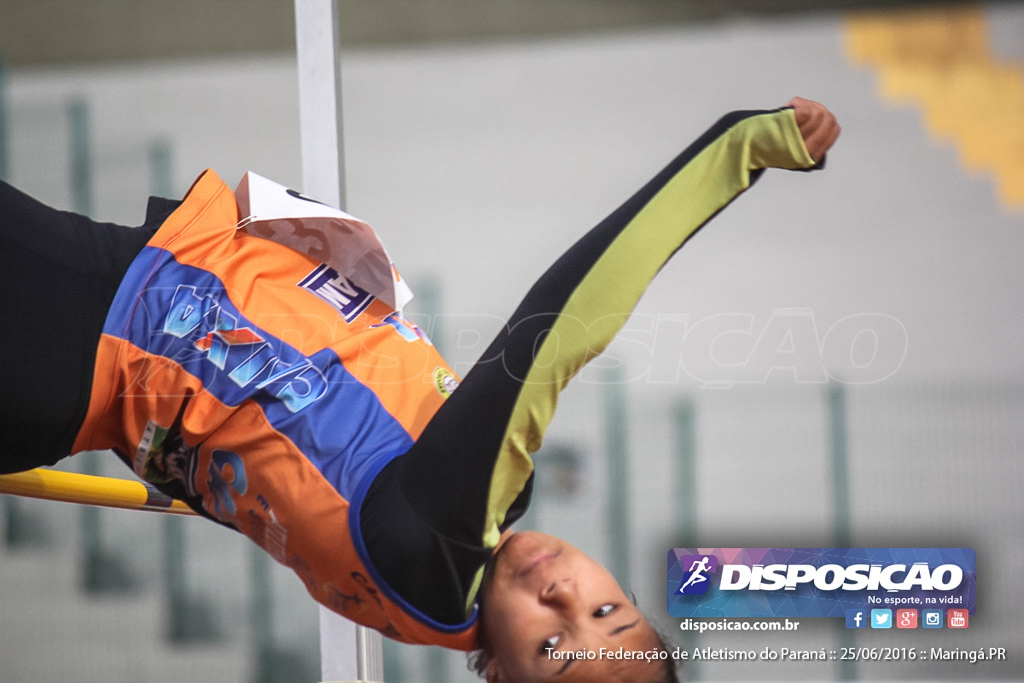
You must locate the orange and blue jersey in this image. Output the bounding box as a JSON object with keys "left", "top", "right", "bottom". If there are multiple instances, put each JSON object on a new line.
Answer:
{"left": 70, "top": 168, "right": 476, "bottom": 647}
{"left": 67, "top": 106, "right": 819, "bottom": 650}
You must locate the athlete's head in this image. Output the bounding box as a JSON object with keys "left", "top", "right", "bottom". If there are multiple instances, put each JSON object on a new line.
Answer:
{"left": 472, "top": 530, "right": 678, "bottom": 682}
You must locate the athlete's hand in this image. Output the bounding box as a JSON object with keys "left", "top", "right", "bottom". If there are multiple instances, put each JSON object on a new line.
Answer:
{"left": 789, "top": 96, "right": 840, "bottom": 163}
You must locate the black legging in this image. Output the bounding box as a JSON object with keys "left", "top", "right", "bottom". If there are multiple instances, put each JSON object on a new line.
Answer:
{"left": 359, "top": 108, "right": 815, "bottom": 623}
{"left": 0, "top": 182, "right": 168, "bottom": 472}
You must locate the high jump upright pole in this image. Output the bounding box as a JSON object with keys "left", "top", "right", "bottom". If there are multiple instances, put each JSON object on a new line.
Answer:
{"left": 293, "top": 1, "right": 385, "bottom": 681}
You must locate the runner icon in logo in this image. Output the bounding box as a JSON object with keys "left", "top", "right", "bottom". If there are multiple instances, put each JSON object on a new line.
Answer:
{"left": 677, "top": 554, "right": 718, "bottom": 595}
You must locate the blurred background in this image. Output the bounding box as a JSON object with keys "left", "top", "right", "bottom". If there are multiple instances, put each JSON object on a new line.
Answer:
{"left": 1, "top": 0, "right": 1023, "bottom": 681}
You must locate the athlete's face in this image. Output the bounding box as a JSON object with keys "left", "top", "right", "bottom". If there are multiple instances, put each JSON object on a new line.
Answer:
{"left": 479, "top": 531, "right": 666, "bottom": 682}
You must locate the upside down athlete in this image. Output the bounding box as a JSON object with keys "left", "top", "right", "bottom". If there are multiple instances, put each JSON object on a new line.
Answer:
{"left": 0, "top": 97, "right": 838, "bottom": 682}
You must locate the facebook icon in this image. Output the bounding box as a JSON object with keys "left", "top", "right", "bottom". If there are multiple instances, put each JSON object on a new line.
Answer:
{"left": 845, "top": 609, "right": 867, "bottom": 629}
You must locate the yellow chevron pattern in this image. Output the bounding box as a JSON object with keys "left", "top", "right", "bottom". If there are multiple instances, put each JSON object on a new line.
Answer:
{"left": 845, "top": 6, "right": 1024, "bottom": 210}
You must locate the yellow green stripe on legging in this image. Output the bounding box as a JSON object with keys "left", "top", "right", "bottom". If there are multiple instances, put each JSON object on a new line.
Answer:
{"left": 483, "top": 108, "right": 816, "bottom": 545}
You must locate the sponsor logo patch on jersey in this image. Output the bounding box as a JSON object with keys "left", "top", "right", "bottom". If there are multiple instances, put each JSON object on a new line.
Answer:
{"left": 134, "top": 419, "right": 200, "bottom": 497}
{"left": 433, "top": 366, "right": 459, "bottom": 398}
{"left": 299, "top": 264, "right": 374, "bottom": 322}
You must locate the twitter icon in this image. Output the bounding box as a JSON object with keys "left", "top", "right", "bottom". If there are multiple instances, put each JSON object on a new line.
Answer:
{"left": 870, "top": 609, "right": 893, "bottom": 629}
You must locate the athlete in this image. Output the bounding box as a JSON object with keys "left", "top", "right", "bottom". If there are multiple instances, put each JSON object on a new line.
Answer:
{"left": 0, "top": 97, "right": 838, "bottom": 682}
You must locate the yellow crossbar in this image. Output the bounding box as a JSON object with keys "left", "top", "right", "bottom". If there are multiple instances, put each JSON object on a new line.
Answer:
{"left": 0, "top": 469, "right": 197, "bottom": 516}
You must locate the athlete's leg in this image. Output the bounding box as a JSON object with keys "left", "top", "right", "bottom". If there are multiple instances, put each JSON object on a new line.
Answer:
{"left": 0, "top": 182, "right": 158, "bottom": 473}
{"left": 400, "top": 108, "right": 816, "bottom": 524}
{"left": 360, "top": 107, "right": 819, "bottom": 621}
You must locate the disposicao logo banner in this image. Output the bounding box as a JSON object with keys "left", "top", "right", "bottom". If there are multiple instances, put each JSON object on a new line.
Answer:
{"left": 667, "top": 548, "right": 976, "bottom": 618}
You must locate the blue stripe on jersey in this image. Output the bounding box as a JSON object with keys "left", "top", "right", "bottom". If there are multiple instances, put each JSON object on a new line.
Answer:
{"left": 105, "top": 245, "right": 415, "bottom": 499}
